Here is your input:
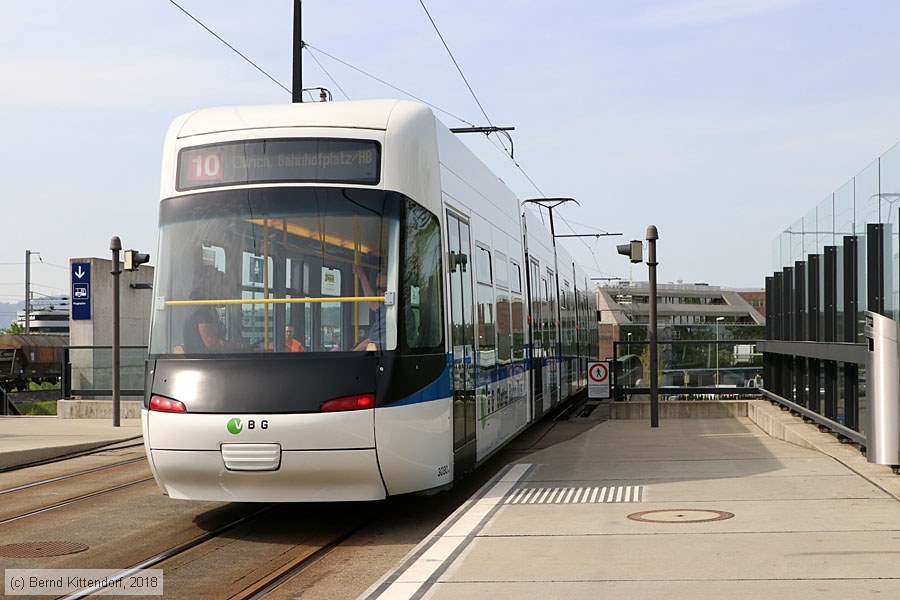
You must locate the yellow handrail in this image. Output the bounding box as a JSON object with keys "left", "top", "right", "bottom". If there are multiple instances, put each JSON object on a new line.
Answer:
{"left": 166, "top": 296, "right": 384, "bottom": 306}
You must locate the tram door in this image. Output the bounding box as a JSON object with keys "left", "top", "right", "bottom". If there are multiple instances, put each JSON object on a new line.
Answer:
{"left": 546, "top": 269, "right": 560, "bottom": 409}
{"left": 529, "top": 259, "right": 545, "bottom": 419}
{"left": 447, "top": 212, "right": 477, "bottom": 473}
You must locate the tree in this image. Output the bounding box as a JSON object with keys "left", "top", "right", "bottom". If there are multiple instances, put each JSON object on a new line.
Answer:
{"left": 0, "top": 322, "right": 24, "bottom": 334}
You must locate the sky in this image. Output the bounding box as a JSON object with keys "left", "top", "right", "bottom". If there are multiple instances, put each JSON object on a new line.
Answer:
{"left": 3, "top": 0, "right": 900, "bottom": 315}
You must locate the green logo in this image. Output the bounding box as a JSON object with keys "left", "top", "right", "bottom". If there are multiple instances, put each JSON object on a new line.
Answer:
{"left": 227, "top": 418, "right": 243, "bottom": 435}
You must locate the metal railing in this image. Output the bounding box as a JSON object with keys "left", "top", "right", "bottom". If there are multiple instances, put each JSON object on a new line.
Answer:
{"left": 613, "top": 340, "right": 764, "bottom": 401}
{"left": 759, "top": 387, "right": 865, "bottom": 446}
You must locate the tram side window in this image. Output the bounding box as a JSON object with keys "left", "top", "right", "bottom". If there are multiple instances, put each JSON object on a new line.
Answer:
{"left": 475, "top": 246, "right": 492, "bottom": 284}
{"left": 509, "top": 261, "right": 525, "bottom": 362}
{"left": 399, "top": 200, "right": 444, "bottom": 353}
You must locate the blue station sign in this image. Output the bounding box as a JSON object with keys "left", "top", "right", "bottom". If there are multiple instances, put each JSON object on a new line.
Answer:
{"left": 71, "top": 262, "right": 91, "bottom": 320}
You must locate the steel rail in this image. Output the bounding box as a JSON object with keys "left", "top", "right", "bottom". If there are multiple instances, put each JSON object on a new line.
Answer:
{"left": 0, "top": 478, "right": 154, "bottom": 527}
{"left": 0, "top": 456, "right": 147, "bottom": 495}
{"left": 61, "top": 505, "right": 274, "bottom": 600}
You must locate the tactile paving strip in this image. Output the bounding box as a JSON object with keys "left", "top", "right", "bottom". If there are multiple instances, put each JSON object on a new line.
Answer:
{"left": 505, "top": 485, "right": 643, "bottom": 504}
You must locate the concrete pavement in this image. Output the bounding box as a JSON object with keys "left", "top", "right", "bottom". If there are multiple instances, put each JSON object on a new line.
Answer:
{"left": 363, "top": 400, "right": 900, "bottom": 599}
{"left": 0, "top": 416, "right": 142, "bottom": 470}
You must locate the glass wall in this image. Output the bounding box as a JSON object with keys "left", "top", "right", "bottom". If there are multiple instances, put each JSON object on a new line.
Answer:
{"left": 772, "top": 141, "right": 900, "bottom": 318}
{"left": 768, "top": 140, "right": 900, "bottom": 436}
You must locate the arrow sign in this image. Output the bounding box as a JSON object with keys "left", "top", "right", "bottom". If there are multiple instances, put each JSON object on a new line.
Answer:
{"left": 71, "top": 262, "right": 91, "bottom": 320}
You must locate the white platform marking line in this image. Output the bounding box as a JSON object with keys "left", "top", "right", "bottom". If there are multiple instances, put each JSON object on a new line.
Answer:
{"left": 374, "top": 463, "right": 531, "bottom": 599}
{"left": 444, "top": 463, "right": 530, "bottom": 537}
{"left": 507, "top": 488, "right": 526, "bottom": 504}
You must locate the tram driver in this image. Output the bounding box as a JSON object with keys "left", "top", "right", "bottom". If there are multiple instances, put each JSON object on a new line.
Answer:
{"left": 182, "top": 266, "right": 238, "bottom": 353}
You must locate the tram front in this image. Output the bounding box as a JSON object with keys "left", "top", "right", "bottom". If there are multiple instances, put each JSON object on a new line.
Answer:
{"left": 142, "top": 127, "right": 446, "bottom": 502}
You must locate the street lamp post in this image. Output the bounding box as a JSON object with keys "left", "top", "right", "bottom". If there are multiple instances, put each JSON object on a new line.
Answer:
{"left": 616, "top": 226, "right": 659, "bottom": 427}
{"left": 646, "top": 226, "right": 659, "bottom": 427}
{"left": 715, "top": 316, "right": 725, "bottom": 386}
{"left": 24, "top": 250, "right": 40, "bottom": 333}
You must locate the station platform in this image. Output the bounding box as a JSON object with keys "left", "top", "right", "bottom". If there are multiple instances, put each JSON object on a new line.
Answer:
{"left": 362, "top": 400, "right": 900, "bottom": 600}
{"left": 0, "top": 416, "right": 142, "bottom": 470}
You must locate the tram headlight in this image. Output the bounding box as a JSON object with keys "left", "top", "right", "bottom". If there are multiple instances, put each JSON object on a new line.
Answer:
{"left": 320, "top": 393, "right": 376, "bottom": 412}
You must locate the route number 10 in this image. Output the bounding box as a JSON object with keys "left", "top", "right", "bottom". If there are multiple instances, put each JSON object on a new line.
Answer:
{"left": 185, "top": 150, "right": 223, "bottom": 181}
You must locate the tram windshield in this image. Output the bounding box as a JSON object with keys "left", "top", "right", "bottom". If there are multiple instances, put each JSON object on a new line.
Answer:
{"left": 149, "top": 187, "right": 419, "bottom": 356}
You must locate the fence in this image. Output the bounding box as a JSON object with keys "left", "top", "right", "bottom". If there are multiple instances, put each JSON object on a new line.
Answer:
{"left": 62, "top": 345, "right": 148, "bottom": 398}
{"left": 613, "top": 340, "right": 763, "bottom": 400}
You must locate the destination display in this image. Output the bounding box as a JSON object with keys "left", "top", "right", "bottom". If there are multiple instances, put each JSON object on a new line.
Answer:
{"left": 176, "top": 139, "right": 381, "bottom": 190}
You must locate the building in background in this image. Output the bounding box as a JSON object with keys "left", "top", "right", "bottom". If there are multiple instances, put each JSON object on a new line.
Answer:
{"left": 596, "top": 281, "right": 765, "bottom": 390}
{"left": 15, "top": 296, "right": 71, "bottom": 334}
{"left": 597, "top": 281, "right": 765, "bottom": 358}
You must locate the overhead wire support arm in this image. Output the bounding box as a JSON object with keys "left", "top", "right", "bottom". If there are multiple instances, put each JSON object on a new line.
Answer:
{"left": 450, "top": 126, "right": 516, "bottom": 159}
{"left": 554, "top": 233, "right": 623, "bottom": 238}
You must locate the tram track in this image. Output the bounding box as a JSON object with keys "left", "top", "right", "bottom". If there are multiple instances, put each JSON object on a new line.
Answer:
{"left": 60, "top": 504, "right": 274, "bottom": 600}
{"left": 57, "top": 501, "right": 382, "bottom": 600}
{"left": 0, "top": 477, "right": 155, "bottom": 527}
{"left": 228, "top": 519, "right": 372, "bottom": 600}
{"left": 0, "top": 450, "right": 156, "bottom": 526}
{"left": 0, "top": 456, "right": 147, "bottom": 496}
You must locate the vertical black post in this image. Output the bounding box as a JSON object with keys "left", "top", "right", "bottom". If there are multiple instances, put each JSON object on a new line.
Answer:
{"left": 24, "top": 250, "right": 31, "bottom": 333}
{"left": 842, "top": 235, "right": 859, "bottom": 429}
{"left": 867, "top": 223, "right": 885, "bottom": 316}
{"left": 111, "top": 237, "right": 122, "bottom": 427}
{"left": 647, "top": 225, "right": 659, "bottom": 428}
{"left": 770, "top": 272, "right": 780, "bottom": 395}
{"left": 61, "top": 346, "right": 70, "bottom": 399}
{"left": 612, "top": 337, "right": 620, "bottom": 401}
{"left": 808, "top": 255, "right": 820, "bottom": 412}
{"left": 823, "top": 246, "right": 837, "bottom": 419}
{"left": 824, "top": 247, "right": 837, "bottom": 343}
{"left": 764, "top": 276, "right": 774, "bottom": 392}
{"left": 794, "top": 262, "right": 807, "bottom": 407}
{"left": 844, "top": 236, "right": 858, "bottom": 343}
{"left": 782, "top": 266, "right": 794, "bottom": 400}
{"left": 292, "top": 0, "right": 303, "bottom": 103}
{"left": 808, "top": 255, "right": 820, "bottom": 342}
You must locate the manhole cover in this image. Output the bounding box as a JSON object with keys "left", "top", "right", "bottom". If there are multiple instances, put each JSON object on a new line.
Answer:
{"left": 0, "top": 541, "right": 89, "bottom": 558}
{"left": 627, "top": 509, "right": 734, "bottom": 523}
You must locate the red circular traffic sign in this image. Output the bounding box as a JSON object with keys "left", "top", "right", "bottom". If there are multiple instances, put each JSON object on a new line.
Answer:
{"left": 589, "top": 362, "right": 609, "bottom": 383}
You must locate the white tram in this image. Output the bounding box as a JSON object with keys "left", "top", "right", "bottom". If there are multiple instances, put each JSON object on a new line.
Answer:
{"left": 142, "top": 100, "right": 598, "bottom": 502}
